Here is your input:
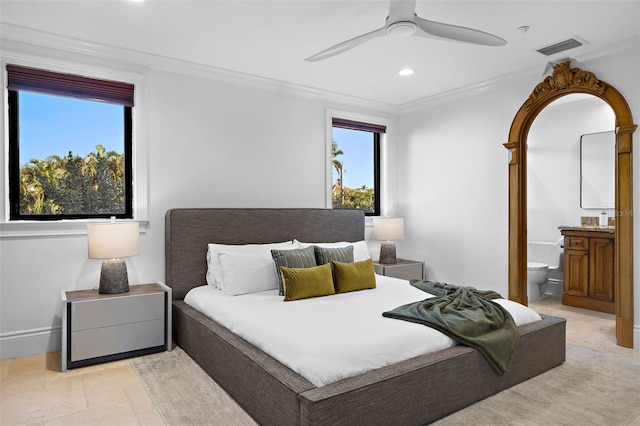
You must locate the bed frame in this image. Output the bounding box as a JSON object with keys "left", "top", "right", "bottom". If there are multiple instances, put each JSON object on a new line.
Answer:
{"left": 165, "top": 208, "right": 566, "bottom": 425}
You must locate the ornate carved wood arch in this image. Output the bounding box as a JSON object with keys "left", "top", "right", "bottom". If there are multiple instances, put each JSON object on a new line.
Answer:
{"left": 504, "top": 61, "right": 636, "bottom": 348}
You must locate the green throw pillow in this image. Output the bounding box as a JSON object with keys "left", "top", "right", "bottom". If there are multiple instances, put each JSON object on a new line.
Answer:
{"left": 271, "top": 246, "right": 317, "bottom": 295}
{"left": 281, "top": 263, "right": 335, "bottom": 301}
{"left": 313, "top": 245, "right": 354, "bottom": 265}
{"left": 332, "top": 258, "right": 376, "bottom": 293}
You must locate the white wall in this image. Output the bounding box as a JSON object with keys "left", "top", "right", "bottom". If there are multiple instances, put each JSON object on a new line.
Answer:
{"left": 395, "top": 87, "right": 522, "bottom": 290}
{"left": 0, "top": 43, "right": 392, "bottom": 358}
{"left": 395, "top": 50, "right": 640, "bottom": 348}
{"left": 1, "top": 38, "right": 638, "bottom": 357}
{"left": 527, "top": 96, "right": 615, "bottom": 243}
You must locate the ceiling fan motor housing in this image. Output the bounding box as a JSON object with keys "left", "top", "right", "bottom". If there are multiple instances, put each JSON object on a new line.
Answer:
{"left": 387, "top": 21, "right": 417, "bottom": 37}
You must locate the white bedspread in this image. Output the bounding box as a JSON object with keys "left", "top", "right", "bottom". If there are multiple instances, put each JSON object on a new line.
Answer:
{"left": 184, "top": 275, "right": 542, "bottom": 387}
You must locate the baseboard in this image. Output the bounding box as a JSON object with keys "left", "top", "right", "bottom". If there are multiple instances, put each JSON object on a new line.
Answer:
{"left": 0, "top": 326, "right": 61, "bottom": 359}
{"left": 635, "top": 325, "right": 640, "bottom": 350}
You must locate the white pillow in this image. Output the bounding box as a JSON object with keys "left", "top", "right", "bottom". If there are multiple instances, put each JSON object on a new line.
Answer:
{"left": 206, "top": 241, "right": 297, "bottom": 289}
{"left": 217, "top": 250, "right": 280, "bottom": 296}
{"left": 205, "top": 249, "right": 218, "bottom": 288}
{"left": 296, "top": 240, "right": 371, "bottom": 262}
{"left": 492, "top": 299, "right": 542, "bottom": 326}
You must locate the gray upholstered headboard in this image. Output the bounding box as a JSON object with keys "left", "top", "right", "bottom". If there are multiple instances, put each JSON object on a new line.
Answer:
{"left": 165, "top": 208, "right": 365, "bottom": 299}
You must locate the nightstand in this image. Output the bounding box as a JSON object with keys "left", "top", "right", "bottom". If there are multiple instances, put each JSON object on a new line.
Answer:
{"left": 61, "top": 282, "right": 171, "bottom": 372}
{"left": 374, "top": 259, "right": 424, "bottom": 281}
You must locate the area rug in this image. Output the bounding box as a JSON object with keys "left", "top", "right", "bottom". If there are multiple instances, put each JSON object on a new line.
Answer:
{"left": 131, "top": 344, "right": 640, "bottom": 425}
{"left": 131, "top": 346, "right": 256, "bottom": 425}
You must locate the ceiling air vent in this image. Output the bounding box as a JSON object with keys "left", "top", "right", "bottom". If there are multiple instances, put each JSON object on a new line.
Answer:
{"left": 536, "top": 37, "right": 586, "bottom": 56}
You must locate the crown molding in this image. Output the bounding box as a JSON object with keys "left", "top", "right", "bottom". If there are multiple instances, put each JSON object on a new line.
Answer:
{"left": 397, "top": 67, "right": 536, "bottom": 115}
{"left": 397, "top": 36, "right": 640, "bottom": 115}
{"left": 0, "top": 23, "right": 397, "bottom": 114}
{"left": 1, "top": 23, "right": 638, "bottom": 117}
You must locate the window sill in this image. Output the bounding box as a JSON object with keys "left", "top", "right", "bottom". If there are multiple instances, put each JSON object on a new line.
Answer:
{"left": 0, "top": 219, "right": 149, "bottom": 239}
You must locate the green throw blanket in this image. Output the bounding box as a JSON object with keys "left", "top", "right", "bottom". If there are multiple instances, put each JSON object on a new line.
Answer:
{"left": 382, "top": 280, "right": 519, "bottom": 374}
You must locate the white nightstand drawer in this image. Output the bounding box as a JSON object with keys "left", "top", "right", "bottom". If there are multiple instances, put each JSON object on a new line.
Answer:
{"left": 374, "top": 259, "right": 424, "bottom": 281}
{"left": 71, "top": 292, "right": 164, "bottom": 331}
{"left": 62, "top": 283, "right": 171, "bottom": 371}
{"left": 71, "top": 319, "right": 165, "bottom": 362}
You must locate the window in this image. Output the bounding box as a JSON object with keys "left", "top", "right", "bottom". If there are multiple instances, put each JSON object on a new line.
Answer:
{"left": 7, "top": 64, "right": 134, "bottom": 220}
{"left": 331, "top": 118, "right": 385, "bottom": 216}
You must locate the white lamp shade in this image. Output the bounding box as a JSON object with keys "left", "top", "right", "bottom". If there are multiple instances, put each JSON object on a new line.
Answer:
{"left": 373, "top": 217, "right": 404, "bottom": 241}
{"left": 88, "top": 221, "right": 139, "bottom": 259}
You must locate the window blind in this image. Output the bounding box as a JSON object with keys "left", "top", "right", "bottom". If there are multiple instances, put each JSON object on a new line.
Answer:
{"left": 6, "top": 64, "right": 134, "bottom": 107}
{"left": 332, "top": 118, "right": 386, "bottom": 133}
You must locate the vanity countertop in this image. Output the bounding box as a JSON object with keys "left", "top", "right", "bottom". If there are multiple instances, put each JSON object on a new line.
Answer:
{"left": 559, "top": 226, "right": 615, "bottom": 234}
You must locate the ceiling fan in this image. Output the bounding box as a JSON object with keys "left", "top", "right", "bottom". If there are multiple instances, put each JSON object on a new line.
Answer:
{"left": 305, "top": 0, "right": 506, "bottom": 62}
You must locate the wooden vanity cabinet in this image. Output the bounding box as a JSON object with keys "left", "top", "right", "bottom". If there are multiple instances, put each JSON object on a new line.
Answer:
{"left": 560, "top": 228, "right": 615, "bottom": 314}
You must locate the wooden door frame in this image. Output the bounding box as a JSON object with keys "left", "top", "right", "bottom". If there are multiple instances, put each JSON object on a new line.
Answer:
{"left": 504, "top": 61, "right": 636, "bottom": 348}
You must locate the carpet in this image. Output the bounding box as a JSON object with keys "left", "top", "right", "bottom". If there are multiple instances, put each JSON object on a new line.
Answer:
{"left": 131, "top": 344, "right": 640, "bottom": 425}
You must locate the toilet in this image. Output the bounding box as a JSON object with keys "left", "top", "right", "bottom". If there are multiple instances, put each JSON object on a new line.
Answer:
{"left": 527, "top": 262, "right": 550, "bottom": 301}
{"left": 527, "top": 238, "right": 564, "bottom": 301}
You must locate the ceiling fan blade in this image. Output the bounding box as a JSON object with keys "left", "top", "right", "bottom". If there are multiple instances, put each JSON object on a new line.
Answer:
{"left": 414, "top": 16, "right": 506, "bottom": 46}
{"left": 305, "top": 26, "right": 387, "bottom": 62}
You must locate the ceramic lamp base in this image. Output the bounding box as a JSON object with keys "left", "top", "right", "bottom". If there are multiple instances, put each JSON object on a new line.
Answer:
{"left": 99, "top": 258, "right": 130, "bottom": 294}
{"left": 378, "top": 242, "right": 398, "bottom": 264}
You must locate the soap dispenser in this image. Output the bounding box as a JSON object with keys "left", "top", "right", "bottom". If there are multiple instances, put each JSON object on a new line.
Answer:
{"left": 599, "top": 210, "right": 608, "bottom": 227}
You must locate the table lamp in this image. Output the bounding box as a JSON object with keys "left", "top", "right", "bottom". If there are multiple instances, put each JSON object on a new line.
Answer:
{"left": 88, "top": 218, "right": 139, "bottom": 294}
{"left": 373, "top": 217, "right": 404, "bottom": 264}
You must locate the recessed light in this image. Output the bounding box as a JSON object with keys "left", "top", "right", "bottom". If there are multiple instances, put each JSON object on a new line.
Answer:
{"left": 398, "top": 68, "right": 414, "bottom": 76}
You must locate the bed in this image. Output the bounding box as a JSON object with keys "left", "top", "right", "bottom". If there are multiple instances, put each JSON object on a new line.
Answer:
{"left": 165, "top": 208, "right": 566, "bottom": 425}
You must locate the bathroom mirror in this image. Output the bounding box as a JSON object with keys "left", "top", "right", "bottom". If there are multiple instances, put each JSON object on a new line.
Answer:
{"left": 580, "top": 130, "right": 615, "bottom": 209}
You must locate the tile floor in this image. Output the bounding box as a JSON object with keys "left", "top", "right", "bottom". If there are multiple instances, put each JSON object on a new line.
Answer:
{"left": 0, "top": 353, "right": 164, "bottom": 425}
{"left": 530, "top": 295, "right": 640, "bottom": 360}
{"left": 1, "top": 296, "right": 638, "bottom": 425}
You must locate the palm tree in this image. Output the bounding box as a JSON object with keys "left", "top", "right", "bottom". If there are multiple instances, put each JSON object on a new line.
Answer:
{"left": 332, "top": 140, "right": 345, "bottom": 205}
{"left": 19, "top": 145, "right": 126, "bottom": 215}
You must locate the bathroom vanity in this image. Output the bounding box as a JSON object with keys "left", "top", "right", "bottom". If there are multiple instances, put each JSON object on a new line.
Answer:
{"left": 559, "top": 227, "right": 615, "bottom": 314}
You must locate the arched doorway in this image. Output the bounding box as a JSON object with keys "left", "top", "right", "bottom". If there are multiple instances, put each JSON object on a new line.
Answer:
{"left": 504, "top": 61, "right": 636, "bottom": 348}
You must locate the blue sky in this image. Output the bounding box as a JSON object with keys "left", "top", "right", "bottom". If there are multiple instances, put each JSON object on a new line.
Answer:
{"left": 19, "top": 92, "right": 124, "bottom": 166}
{"left": 332, "top": 127, "right": 374, "bottom": 189}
